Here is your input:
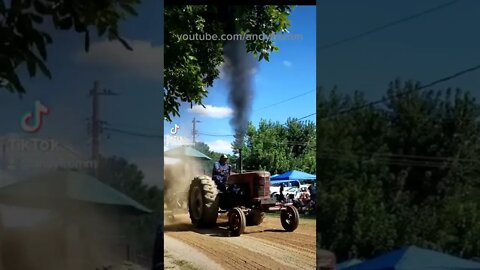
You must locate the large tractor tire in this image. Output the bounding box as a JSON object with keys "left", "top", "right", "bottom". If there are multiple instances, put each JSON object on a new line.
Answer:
{"left": 246, "top": 209, "right": 265, "bottom": 226}
{"left": 188, "top": 176, "right": 219, "bottom": 228}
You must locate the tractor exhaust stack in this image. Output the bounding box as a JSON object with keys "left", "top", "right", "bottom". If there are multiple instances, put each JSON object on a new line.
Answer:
{"left": 238, "top": 149, "right": 242, "bottom": 173}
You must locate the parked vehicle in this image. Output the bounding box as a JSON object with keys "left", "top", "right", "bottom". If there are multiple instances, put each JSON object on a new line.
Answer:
{"left": 269, "top": 179, "right": 301, "bottom": 198}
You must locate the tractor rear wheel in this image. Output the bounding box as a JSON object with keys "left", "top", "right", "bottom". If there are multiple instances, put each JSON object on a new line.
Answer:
{"left": 280, "top": 205, "right": 299, "bottom": 232}
{"left": 246, "top": 209, "right": 265, "bottom": 226}
{"left": 188, "top": 176, "right": 219, "bottom": 228}
{"left": 229, "top": 207, "right": 246, "bottom": 236}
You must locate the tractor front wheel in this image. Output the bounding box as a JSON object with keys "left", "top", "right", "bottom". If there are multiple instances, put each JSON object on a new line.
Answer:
{"left": 280, "top": 205, "right": 299, "bottom": 232}
{"left": 229, "top": 207, "right": 246, "bottom": 236}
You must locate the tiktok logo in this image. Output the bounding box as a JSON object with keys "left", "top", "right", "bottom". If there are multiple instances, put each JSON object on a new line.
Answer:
{"left": 21, "top": 100, "right": 49, "bottom": 133}
{"left": 170, "top": 124, "right": 180, "bottom": 135}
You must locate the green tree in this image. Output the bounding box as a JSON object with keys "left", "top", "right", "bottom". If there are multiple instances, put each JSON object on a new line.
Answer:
{"left": 193, "top": 141, "right": 235, "bottom": 174}
{"left": 193, "top": 118, "right": 317, "bottom": 176}
{"left": 317, "top": 81, "right": 480, "bottom": 261}
{"left": 1, "top": 0, "right": 139, "bottom": 94}
{"left": 164, "top": 5, "right": 294, "bottom": 121}
{"left": 317, "top": 88, "right": 395, "bottom": 259}
{"left": 92, "top": 156, "right": 162, "bottom": 259}
{"left": 237, "top": 118, "right": 316, "bottom": 174}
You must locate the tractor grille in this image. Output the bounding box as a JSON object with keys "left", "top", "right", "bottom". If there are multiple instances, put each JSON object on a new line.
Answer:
{"left": 253, "top": 176, "right": 269, "bottom": 198}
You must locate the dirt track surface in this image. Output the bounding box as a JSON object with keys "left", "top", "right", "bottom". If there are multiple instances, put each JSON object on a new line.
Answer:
{"left": 164, "top": 212, "right": 316, "bottom": 270}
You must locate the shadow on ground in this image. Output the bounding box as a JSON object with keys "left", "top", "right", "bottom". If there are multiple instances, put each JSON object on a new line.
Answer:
{"left": 164, "top": 221, "right": 232, "bottom": 237}
{"left": 164, "top": 220, "right": 290, "bottom": 239}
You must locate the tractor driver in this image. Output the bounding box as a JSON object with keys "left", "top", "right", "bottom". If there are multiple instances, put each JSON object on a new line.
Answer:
{"left": 212, "top": 154, "right": 231, "bottom": 192}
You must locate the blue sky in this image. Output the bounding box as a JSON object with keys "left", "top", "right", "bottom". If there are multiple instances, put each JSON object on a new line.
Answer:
{"left": 2, "top": 0, "right": 477, "bottom": 185}
{"left": 0, "top": 0, "right": 163, "bottom": 186}
{"left": 318, "top": 0, "right": 480, "bottom": 100}
{"left": 164, "top": 6, "right": 317, "bottom": 154}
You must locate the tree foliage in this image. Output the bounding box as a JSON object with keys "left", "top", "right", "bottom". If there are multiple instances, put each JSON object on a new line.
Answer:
{"left": 317, "top": 80, "right": 480, "bottom": 261}
{"left": 233, "top": 118, "right": 316, "bottom": 174}
{"left": 164, "top": 5, "right": 293, "bottom": 121}
{"left": 193, "top": 118, "right": 316, "bottom": 175}
{"left": 92, "top": 156, "right": 162, "bottom": 260}
{"left": 193, "top": 141, "right": 235, "bottom": 174}
{"left": 95, "top": 156, "right": 162, "bottom": 211}
{"left": 0, "top": 0, "right": 139, "bottom": 94}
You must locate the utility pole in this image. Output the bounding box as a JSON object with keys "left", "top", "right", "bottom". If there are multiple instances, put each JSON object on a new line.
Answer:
{"left": 1, "top": 140, "right": 4, "bottom": 169}
{"left": 89, "top": 81, "right": 119, "bottom": 164}
{"left": 1, "top": 141, "right": 6, "bottom": 185}
{"left": 90, "top": 81, "right": 100, "bottom": 162}
{"left": 192, "top": 118, "right": 200, "bottom": 145}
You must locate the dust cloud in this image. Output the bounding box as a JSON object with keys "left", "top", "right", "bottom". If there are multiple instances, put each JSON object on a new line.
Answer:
{"left": 0, "top": 194, "right": 135, "bottom": 270}
{"left": 0, "top": 155, "right": 147, "bottom": 270}
{"left": 0, "top": 134, "right": 156, "bottom": 269}
{"left": 164, "top": 157, "right": 205, "bottom": 224}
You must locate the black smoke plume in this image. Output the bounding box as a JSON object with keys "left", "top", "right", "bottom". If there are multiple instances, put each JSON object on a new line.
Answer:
{"left": 223, "top": 40, "right": 255, "bottom": 150}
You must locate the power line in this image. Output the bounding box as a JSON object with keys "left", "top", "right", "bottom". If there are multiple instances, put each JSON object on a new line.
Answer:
{"left": 319, "top": 147, "right": 480, "bottom": 168}
{"left": 198, "top": 113, "right": 316, "bottom": 137}
{"left": 196, "top": 108, "right": 317, "bottom": 138}
{"left": 196, "top": 132, "right": 314, "bottom": 146}
{"left": 104, "top": 127, "right": 163, "bottom": 139}
{"left": 319, "top": 63, "right": 480, "bottom": 121}
{"left": 320, "top": 149, "right": 480, "bottom": 164}
{"left": 416, "top": 64, "right": 480, "bottom": 89}
{"left": 319, "top": 0, "right": 460, "bottom": 50}
{"left": 279, "top": 113, "right": 316, "bottom": 127}
{"left": 58, "top": 143, "right": 89, "bottom": 160}
{"left": 253, "top": 89, "right": 315, "bottom": 112}
{"left": 297, "top": 112, "right": 316, "bottom": 120}
{"left": 277, "top": 112, "right": 317, "bottom": 126}
{"left": 106, "top": 122, "right": 162, "bottom": 133}
{"left": 320, "top": 154, "right": 459, "bottom": 169}
{"left": 320, "top": 154, "right": 477, "bottom": 169}
{"left": 198, "top": 132, "right": 234, "bottom": 137}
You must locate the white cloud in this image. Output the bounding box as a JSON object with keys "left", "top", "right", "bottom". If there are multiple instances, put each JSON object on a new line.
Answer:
{"left": 188, "top": 104, "right": 233, "bottom": 118}
{"left": 207, "top": 140, "right": 233, "bottom": 154}
{"left": 75, "top": 39, "right": 163, "bottom": 81}
{"left": 283, "top": 60, "right": 292, "bottom": 67}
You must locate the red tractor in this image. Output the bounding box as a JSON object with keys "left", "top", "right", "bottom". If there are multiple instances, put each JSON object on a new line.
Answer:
{"left": 187, "top": 169, "right": 300, "bottom": 236}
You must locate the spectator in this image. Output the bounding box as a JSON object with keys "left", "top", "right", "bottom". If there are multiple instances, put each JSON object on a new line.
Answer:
{"left": 279, "top": 183, "right": 285, "bottom": 202}
{"left": 308, "top": 184, "right": 316, "bottom": 202}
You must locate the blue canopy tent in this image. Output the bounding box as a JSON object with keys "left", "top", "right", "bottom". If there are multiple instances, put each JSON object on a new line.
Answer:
{"left": 271, "top": 170, "right": 316, "bottom": 181}
{"left": 269, "top": 179, "right": 301, "bottom": 188}
{"left": 343, "top": 245, "right": 480, "bottom": 270}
